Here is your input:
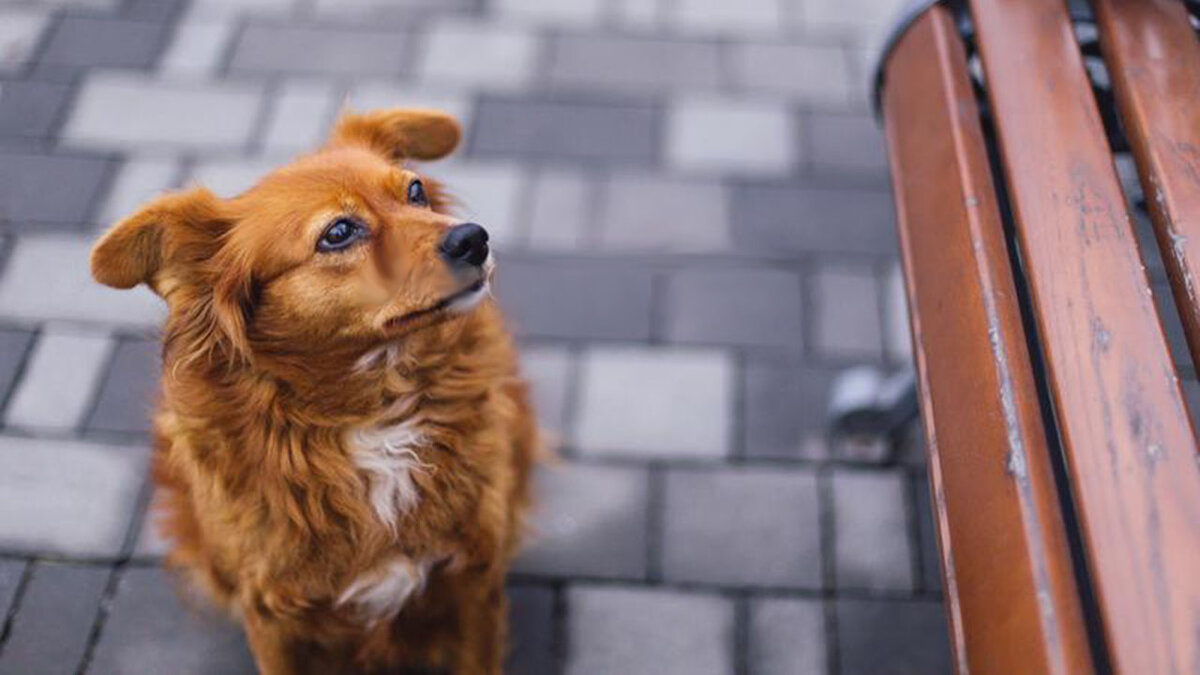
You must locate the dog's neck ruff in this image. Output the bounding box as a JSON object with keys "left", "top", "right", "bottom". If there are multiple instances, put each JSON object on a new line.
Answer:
{"left": 346, "top": 414, "right": 430, "bottom": 531}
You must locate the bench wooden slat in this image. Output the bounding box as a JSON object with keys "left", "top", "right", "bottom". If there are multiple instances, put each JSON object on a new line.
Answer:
{"left": 1094, "top": 0, "right": 1200, "bottom": 369}
{"left": 969, "top": 0, "right": 1200, "bottom": 672}
{"left": 880, "top": 8, "right": 1093, "bottom": 674}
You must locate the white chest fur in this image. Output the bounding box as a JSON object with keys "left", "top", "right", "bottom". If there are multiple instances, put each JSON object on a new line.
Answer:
{"left": 346, "top": 418, "right": 430, "bottom": 530}
{"left": 337, "top": 557, "right": 430, "bottom": 624}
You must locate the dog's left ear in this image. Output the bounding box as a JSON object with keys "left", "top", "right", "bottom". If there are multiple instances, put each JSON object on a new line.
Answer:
{"left": 326, "top": 108, "right": 460, "bottom": 161}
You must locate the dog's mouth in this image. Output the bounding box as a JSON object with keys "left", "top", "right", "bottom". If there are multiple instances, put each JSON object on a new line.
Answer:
{"left": 383, "top": 277, "right": 491, "bottom": 331}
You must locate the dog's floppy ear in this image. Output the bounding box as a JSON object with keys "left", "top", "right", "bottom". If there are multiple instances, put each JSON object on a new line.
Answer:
{"left": 326, "top": 108, "right": 460, "bottom": 161}
{"left": 90, "top": 187, "right": 226, "bottom": 292}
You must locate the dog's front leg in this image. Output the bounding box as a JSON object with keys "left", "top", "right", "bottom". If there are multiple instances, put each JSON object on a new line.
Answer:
{"left": 454, "top": 569, "right": 507, "bottom": 675}
{"left": 243, "top": 611, "right": 316, "bottom": 675}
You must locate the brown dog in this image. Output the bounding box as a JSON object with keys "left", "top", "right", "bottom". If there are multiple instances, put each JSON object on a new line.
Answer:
{"left": 90, "top": 108, "right": 538, "bottom": 674}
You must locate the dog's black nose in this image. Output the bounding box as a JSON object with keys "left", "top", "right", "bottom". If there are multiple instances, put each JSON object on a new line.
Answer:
{"left": 440, "top": 222, "right": 490, "bottom": 267}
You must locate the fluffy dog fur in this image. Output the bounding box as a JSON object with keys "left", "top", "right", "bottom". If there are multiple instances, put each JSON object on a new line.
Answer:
{"left": 90, "top": 109, "right": 538, "bottom": 674}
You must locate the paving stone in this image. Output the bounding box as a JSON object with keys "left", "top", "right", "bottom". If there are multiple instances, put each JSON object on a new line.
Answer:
{"left": 803, "top": 0, "right": 911, "bottom": 34}
{"left": 598, "top": 173, "right": 729, "bottom": 252}
{"left": 494, "top": 259, "right": 654, "bottom": 341}
{"left": 518, "top": 345, "right": 572, "bottom": 436}
{"left": 132, "top": 501, "right": 170, "bottom": 559}
{"left": 0, "top": 9, "right": 51, "bottom": 73}
{"left": 548, "top": 34, "right": 720, "bottom": 93}
{"left": 86, "top": 337, "right": 160, "bottom": 435}
{"left": 914, "top": 476, "right": 942, "bottom": 593}
{"left": 836, "top": 598, "right": 952, "bottom": 675}
{"left": 40, "top": 15, "right": 168, "bottom": 69}
{"left": 662, "top": 467, "right": 821, "bottom": 587}
{"left": 158, "top": 17, "right": 235, "bottom": 76}
{"left": 883, "top": 262, "right": 912, "bottom": 364}
{"left": 346, "top": 82, "right": 472, "bottom": 132}
{"left": 99, "top": 156, "right": 180, "bottom": 224}
{"left": 0, "top": 80, "right": 74, "bottom": 139}
{"left": 808, "top": 111, "right": 888, "bottom": 173}
{"left": 0, "top": 328, "right": 35, "bottom": 406}
{"left": 0, "top": 437, "right": 147, "bottom": 557}
{"left": 731, "top": 183, "right": 896, "bottom": 256}
{"left": 88, "top": 567, "right": 256, "bottom": 675}
{"left": 612, "top": 0, "right": 661, "bottom": 27}
{"left": 189, "top": 0, "right": 295, "bottom": 16}
{"left": 231, "top": 24, "right": 410, "bottom": 76}
{"left": 506, "top": 584, "right": 556, "bottom": 675}
{"left": 743, "top": 358, "right": 837, "bottom": 460}
{"left": 190, "top": 156, "right": 281, "bottom": 198}
{"left": 748, "top": 597, "right": 826, "bottom": 675}
{"left": 812, "top": 264, "right": 883, "bottom": 361}
{"left": 473, "top": 94, "right": 659, "bottom": 166}
{"left": 0, "top": 151, "right": 111, "bottom": 226}
{"left": 664, "top": 267, "right": 802, "bottom": 348}
{"left": 495, "top": 0, "right": 604, "bottom": 25}
{"left": 526, "top": 169, "right": 590, "bottom": 251}
{"left": 0, "top": 235, "right": 165, "bottom": 325}
{"left": 64, "top": 74, "right": 263, "bottom": 150}
{"left": 310, "top": 0, "right": 473, "bottom": 16}
{"left": 666, "top": 98, "right": 795, "bottom": 175}
{"left": 424, "top": 162, "right": 526, "bottom": 246}
{"left": 514, "top": 463, "right": 648, "bottom": 579}
{"left": 4, "top": 326, "right": 114, "bottom": 431}
{"left": 573, "top": 347, "right": 732, "bottom": 458}
{"left": 261, "top": 81, "right": 337, "bottom": 151}
{"left": 0, "top": 563, "right": 108, "bottom": 675}
{"left": 732, "top": 42, "right": 852, "bottom": 106}
{"left": 417, "top": 20, "right": 537, "bottom": 90}
{"left": 832, "top": 469, "right": 913, "bottom": 591}
{"left": 566, "top": 586, "right": 734, "bottom": 675}
{"left": 669, "top": 0, "right": 783, "bottom": 35}
{"left": 0, "top": 559, "right": 25, "bottom": 619}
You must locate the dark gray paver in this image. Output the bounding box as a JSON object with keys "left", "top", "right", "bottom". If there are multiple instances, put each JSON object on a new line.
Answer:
{"left": 88, "top": 567, "right": 256, "bottom": 675}
{"left": 812, "top": 264, "right": 883, "bottom": 362}
{"left": 807, "top": 112, "right": 888, "bottom": 175}
{"left": 748, "top": 597, "right": 826, "bottom": 675}
{"left": 495, "top": 259, "right": 655, "bottom": 340}
{"left": 505, "top": 584, "right": 556, "bottom": 675}
{"left": 40, "top": 16, "right": 168, "bottom": 69}
{"left": 548, "top": 33, "right": 721, "bottom": 92}
{"left": 664, "top": 267, "right": 803, "bottom": 348}
{"left": 732, "top": 183, "right": 896, "bottom": 256}
{"left": 832, "top": 469, "right": 914, "bottom": 591}
{"left": 0, "top": 327, "right": 35, "bottom": 406}
{"left": 230, "top": 24, "right": 411, "bottom": 76}
{"left": 86, "top": 337, "right": 160, "bottom": 435}
{"left": 742, "top": 359, "right": 836, "bottom": 460}
{"left": 0, "top": 81, "right": 74, "bottom": 139}
{"left": 836, "top": 598, "right": 952, "bottom": 675}
{"left": 662, "top": 467, "right": 821, "bottom": 588}
{"left": 0, "top": 152, "right": 111, "bottom": 225}
{"left": 0, "top": 562, "right": 108, "bottom": 675}
{"left": 0, "top": 559, "right": 26, "bottom": 620}
{"left": 915, "top": 476, "right": 943, "bottom": 593}
{"left": 473, "top": 94, "right": 659, "bottom": 165}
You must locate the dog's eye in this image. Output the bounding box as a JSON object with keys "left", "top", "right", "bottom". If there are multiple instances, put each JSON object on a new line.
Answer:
{"left": 408, "top": 180, "right": 429, "bottom": 207}
{"left": 317, "top": 218, "right": 366, "bottom": 252}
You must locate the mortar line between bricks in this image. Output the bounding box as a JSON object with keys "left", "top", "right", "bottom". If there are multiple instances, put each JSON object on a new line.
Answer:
{"left": 72, "top": 333, "right": 123, "bottom": 436}
{"left": 0, "top": 324, "right": 43, "bottom": 425}
{"left": 644, "top": 463, "right": 665, "bottom": 583}
{"left": 733, "top": 592, "right": 750, "bottom": 675}
{"left": 0, "top": 561, "right": 35, "bottom": 659}
{"left": 906, "top": 466, "right": 928, "bottom": 595}
{"left": 17, "top": 10, "right": 66, "bottom": 83}
{"left": 817, "top": 466, "right": 841, "bottom": 675}
{"left": 550, "top": 580, "right": 568, "bottom": 675}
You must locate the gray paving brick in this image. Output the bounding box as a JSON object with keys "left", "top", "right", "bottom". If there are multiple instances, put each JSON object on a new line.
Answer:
{"left": 496, "top": 0, "right": 604, "bottom": 25}
{"left": 190, "top": 157, "right": 280, "bottom": 198}
{"left": 518, "top": 345, "right": 572, "bottom": 436}
{"left": 598, "top": 174, "right": 729, "bottom": 252}
{"left": 732, "top": 42, "right": 852, "bottom": 105}
{"left": 613, "top": 0, "right": 660, "bottom": 27}
{"left": 731, "top": 183, "right": 896, "bottom": 256}
{"left": 64, "top": 75, "right": 263, "bottom": 150}
{"left": 748, "top": 597, "right": 826, "bottom": 675}
{"left": 0, "top": 563, "right": 107, "bottom": 675}
{"left": 915, "top": 476, "right": 942, "bottom": 593}
{"left": 514, "top": 463, "right": 648, "bottom": 579}
{"left": 309, "top": 0, "right": 472, "bottom": 17}
{"left": 132, "top": 501, "right": 170, "bottom": 559}
{"left": 0, "top": 437, "right": 148, "bottom": 557}
{"left": 666, "top": 97, "right": 796, "bottom": 175}
{"left": 190, "top": 0, "right": 294, "bottom": 15}
{"left": 41, "top": 16, "right": 168, "bottom": 69}
{"left": 808, "top": 111, "right": 888, "bottom": 174}
{"left": 0, "top": 328, "right": 35, "bottom": 406}
{"left": 670, "top": 0, "right": 783, "bottom": 35}
{"left": 86, "top": 337, "right": 160, "bottom": 435}
{"left": 99, "top": 156, "right": 181, "bottom": 224}
{"left": 549, "top": 34, "right": 720, "bottom": 92}
{"left": 230, "top": 24, "right": 410, "bottom": 76}
{"left": 473, "top": 95, "right": 659, "bottom": 165}
{"left": 0, "top": 9, "right": 51, "bottom": 73}
{"left": 526, "top": 169, "right": 591, "bottom": 251}
{"left": 158, "top": 17, "right": 234, "bottom": 76}
{"left": 88, "top": 567, "right": 256, "bottom": 675}
{"left": 346, "top": 82, "right": 472, "bottom": 133}
{"left": 813, "top": 264, "right": 883, "bottom": 362}
{"left": 494, "top": 259, "right": 654, "bottom": 341}
{"left": 0, "top": 236, "right": 165, "bottom": 325}
{"left": 574, "top": 347, "right": 732, "bottom": 458}
{"left": 836, "top": 598, "right": 952, "bottom": 675}
{"left": 803, "top": 0, "right": 910, "bottom": 34}
{"left": 0, "top": 151, "right": 111, "bottom": 226}
{"left": 4, "top": 326, "right": 114, "bottom": 431}
{"left": 0, "top": 559, "right": 25, "bottom": 619}
{"left": 425, "top": 162, "right": 526, "bottom": 246}
{"left": 566, "top": 586, "right": 734, "bottom": 675}
{"left": 261, "top": 81, "right": 337, "bottom": 151}
{"left": 506, "top": 584, "right": 556, "bottom": 675}
{"left": 743, "top": 358, "right": 836, "bottom": 460}
{"left": 883, "top": 262, "right": 912, "bottom": 364}
{"left": 664, "top": 267, "right": 802, "bottom": 348}
{"left": 417, "top": 20, "right": 537, "bottom": 90}
{"left": 0, "top": 81, "right": 73, "bottom": 139}
{"left": 662, "top": 467, "right": 821, "bottom": 588}
{"left": 832, "top": 469, "right": 913, "bottom": 591}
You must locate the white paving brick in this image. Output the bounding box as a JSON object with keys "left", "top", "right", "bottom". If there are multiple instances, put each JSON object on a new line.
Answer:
{"left": 495, "top": 0, "right": 605, "bottom": 25}
{"left": 158, "top": 17, "right": 235, "bottom": 77}
{"left": 670, "top": 0, "right": 783, "bottom": 35}
{"left": 100, "top": 157, "right": 181, "bottom": 225}
{"left": 574, "top": 347, "right": 732, "bottom": 458}
{"left": 416, "top": 20, "right": 538, "bottom": 90}
{"left": 885, "top": 262, "right": 912, "bottom": 363}
{"left": 262, "top": 81, "right": 338, "bottom": 151}
{"left": 803, "top": 0, "right": 910, "bottom": 34}
{"left": 63, "top": 74, "right": 263, "bottom": 150}
{"left": 5, "top": 326, "right": 114, "bottom": 431}
{"left": 423, "top": 162, "right": 526, "bottom": 247}
{"left": 346, "top": 82, "right": 472, "bottom": 133}
{"left": 189, "top": 157, "right": 281, "bottom": 198}
{"left": 526, "top": 169, "right": 590, "bottom": 251}
{"left": 666, "top": 97, "right": 796, "bottom": 175}
{"left": 0, "top": 236, "right": 165, "bottom": 325}
{"left": 188, "top": 0, "right": 294, "bottom": 16}
{"left": 519, "top": 345, "right": 573, "bottom": 435}
{"left": 732, "top": 42, "right": 853, "bottom": 106}
{"left": 612, "top": 0, "right": 660, "bottom": 28}
{"left": 0, "top": 436, "right": 148, "bottom": 557}
{"left": 0, "top": 9, "right": 50, "bottom": 72}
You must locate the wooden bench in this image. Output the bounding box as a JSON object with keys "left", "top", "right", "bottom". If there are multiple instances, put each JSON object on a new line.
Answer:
{"left": 874, "top": 1, "right": 1200, "bottom": 673}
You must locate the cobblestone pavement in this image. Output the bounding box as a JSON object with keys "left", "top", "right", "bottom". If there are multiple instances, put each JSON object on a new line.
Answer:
{"left": 0, "top": 0, "right": 954, "bottom": 673}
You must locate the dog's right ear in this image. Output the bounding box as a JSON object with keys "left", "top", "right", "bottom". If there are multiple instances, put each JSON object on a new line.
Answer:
{"left": 90, "top": 187, "right": 226, "bottom": 292}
